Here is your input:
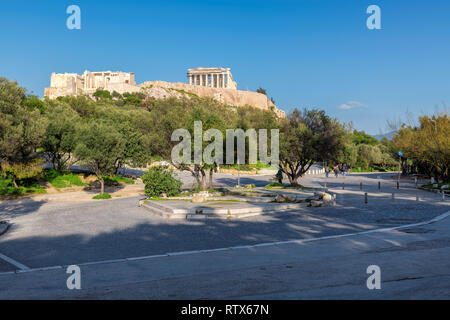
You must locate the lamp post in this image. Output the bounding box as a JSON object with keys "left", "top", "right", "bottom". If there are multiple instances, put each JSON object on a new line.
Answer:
{"left": 398, "top": 151, "right": 403, "bottom": 182}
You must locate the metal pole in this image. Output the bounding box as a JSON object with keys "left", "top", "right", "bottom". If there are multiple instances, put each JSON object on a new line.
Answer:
{"left": 342, "top": 183, "right": 345, "bottom": 190}
{"left": 365, "top": 192, "right": 368, "bottom": 204}
{"left": 378, "top": 181, "right": 381, "bottom": 191}
{"left": 237, "top": 159, "right": 240, "bottom": 187}
{"left": 397, "top": 181, "right": 400, "bottom": 190}
{"left": 360, "top": 182, "right": 363, "bottom": 191}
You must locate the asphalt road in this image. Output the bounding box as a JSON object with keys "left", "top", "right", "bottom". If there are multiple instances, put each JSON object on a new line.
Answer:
{"left": 0, "top": 173, "right": 449, "bottom": 299}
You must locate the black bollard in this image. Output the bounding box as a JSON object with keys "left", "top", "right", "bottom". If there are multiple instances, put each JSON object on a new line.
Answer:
{"left": 397, "top": 181, "right": 400, "bottom": 190}
{"left": 378, "top": 181, "right": 381, "bottom": 191}
{"left": 360, "top": 182, "right": 363, "bottom": 191}
{"left": 342, "top": 183, "right": 345, "bottom": 190}
{"left": 364, "top": 192, "right": 368, "bottom": 204}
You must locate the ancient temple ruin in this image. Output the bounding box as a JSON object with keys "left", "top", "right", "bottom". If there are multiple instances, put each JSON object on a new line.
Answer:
{"left": 44, "top": 71, "right": 136, "bottom": 99}
{"left": 187, "top": 67, "right": 237, "bottom": 89}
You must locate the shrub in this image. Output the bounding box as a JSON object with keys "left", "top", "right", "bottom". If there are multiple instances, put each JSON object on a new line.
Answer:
{"left": 93, "top": 193, "right": 112, "bottom": 200}
{"left": 141, "top": 166, "right": 182, "bottom": 198}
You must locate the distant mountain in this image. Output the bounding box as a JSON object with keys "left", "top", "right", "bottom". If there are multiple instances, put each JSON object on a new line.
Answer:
{"left": 372, "top": 131, "right": 396, "bottom": 141}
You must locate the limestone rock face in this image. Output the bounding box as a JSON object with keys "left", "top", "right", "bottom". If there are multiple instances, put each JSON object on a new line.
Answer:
{"left": 140, "top": 81, "right": 286, "bottom": 118}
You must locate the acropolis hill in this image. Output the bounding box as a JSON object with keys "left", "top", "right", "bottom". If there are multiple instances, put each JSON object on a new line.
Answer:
{"left": 44, "top": 68, "right": 285, "bottom": 117}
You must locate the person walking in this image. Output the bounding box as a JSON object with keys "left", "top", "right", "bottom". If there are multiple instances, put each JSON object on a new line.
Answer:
{"left": 276, "top": 169, "right": 283, "bottom": 184}
{"left": 334, "top": 165, "right": 339, "bottom": 178}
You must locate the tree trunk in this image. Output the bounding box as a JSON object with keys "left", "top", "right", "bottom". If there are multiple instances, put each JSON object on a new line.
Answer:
{"left": 100, "top": 178, "right": 105, "bottom": 195}
{"left": 12, "top": 177, "right": 18, "bottom": 189}
{"left": 201, "top": 173, "right": 207, "bottom": 191}
{"left": 209, "top": 169, "right": 213, "bottom": 190}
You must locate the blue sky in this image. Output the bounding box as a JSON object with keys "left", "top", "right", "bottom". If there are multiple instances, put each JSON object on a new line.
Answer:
{"left": 1, "top": 0, "right": 449, "bottom": 134}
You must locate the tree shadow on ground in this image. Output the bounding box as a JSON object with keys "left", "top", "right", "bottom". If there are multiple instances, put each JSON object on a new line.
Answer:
{"left": 0, "top": 188, "right": 448, "bottom": 270}
{"left": 0, "top": 199, "right": 46, "bottom": 220}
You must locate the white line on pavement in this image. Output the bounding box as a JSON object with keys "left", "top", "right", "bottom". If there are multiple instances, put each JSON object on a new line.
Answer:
{"left": 0, "top": 253, "right": 30, "bottom": 271}
{"left": 0, "top": 210, "right": 449, "bottom": 276}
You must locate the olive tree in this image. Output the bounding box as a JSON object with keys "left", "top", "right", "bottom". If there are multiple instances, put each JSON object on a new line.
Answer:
{"left": 74, "top": 121, "right": 125, "bottom": 195}
{"left": 279, "top": 108, "right": 346, "bottom": 185}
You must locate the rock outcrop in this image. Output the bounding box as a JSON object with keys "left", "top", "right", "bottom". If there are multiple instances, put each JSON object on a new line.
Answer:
{"left": 140, "top": 81, "right": 285, "bottom": 118}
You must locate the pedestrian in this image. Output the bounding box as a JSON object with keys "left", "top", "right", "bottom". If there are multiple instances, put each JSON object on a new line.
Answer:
{"left": 276, "top": 169, "right": 283, "bottom": 184}
{"left": 334, "top": 165, "right": 339, "bottom": 178}
{"left": 325, "top": 166, "right": 330, "bottom": 178}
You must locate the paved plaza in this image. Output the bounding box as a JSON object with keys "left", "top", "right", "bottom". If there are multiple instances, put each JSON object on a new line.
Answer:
{"left": 0, "top": 172, "right": 449, "bottom": 299}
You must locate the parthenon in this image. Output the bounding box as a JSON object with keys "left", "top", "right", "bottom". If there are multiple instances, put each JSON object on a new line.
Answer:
{"left": 187, "top": 67, "right": 237, "bottom": 89}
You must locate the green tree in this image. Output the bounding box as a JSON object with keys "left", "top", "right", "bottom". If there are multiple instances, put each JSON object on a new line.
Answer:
{"left": 0, "top": 78, "right": 47, "bottom": 187}
{"left": 279, "top": 108, "right": 346, "bottom": 185}
{"left": 42, "top": 101, "right": 81, "bottom": 172}
{"left": 74, "top": 121, "right": 125, "bottom": 195}
{"left": 93, "top": 90, "right": 112, "bottom": 100}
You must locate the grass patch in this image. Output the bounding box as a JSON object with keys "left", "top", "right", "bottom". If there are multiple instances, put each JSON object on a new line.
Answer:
{"left": 93, "top": 193, "right": 112, "bottom": 200}
{"left": 0, "top": 177, "right": 46, "bottom": 196}
{"left": 264, "top": 182, "right": 308, "bottom": 190}
{"left": 103, "top": 175, "right": 135, "bottom": 186}
{"left": 265, "top": 182, "right": 288, "bottom": 189}
{"left": 43, "top": 169, "right": 87, "bottom": 189}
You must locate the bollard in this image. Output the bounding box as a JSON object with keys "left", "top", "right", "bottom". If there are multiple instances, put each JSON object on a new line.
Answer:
{"left": 397, "top": 181, "right": 400, "bottom": 190}
{"left": 360, "top": 182, "right": 363, "bottom": 191}
{"left": 443, "top": 191, "right": 446, "bottom": 201}
{"left": 342, "top": 183, "right": 345, "bottom": 190}
{"left": 415, "top": 177, "right": 418, "bottom": 188}
{"left": 364, "top": 192, "right": 368, "bottom": 204}
{"left": 392, "top": 192, "right": 395, "bottom": 202}
{"left": 378, "top": 181, "right": 381, "bottom": 191}
{"left": 416, "top": 191, "right": 420, "bottom": 201}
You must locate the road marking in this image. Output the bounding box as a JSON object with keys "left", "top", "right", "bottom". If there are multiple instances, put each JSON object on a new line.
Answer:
{"left": 0, "top": 253, "right": 30, "bottom": 271}
{"left": 0, "top": 210, "right": 449, "bottom": 276}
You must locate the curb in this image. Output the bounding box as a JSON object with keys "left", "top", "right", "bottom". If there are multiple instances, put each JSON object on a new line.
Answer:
{"left": 141, "top": 200, "right": 308, "bottom": 219}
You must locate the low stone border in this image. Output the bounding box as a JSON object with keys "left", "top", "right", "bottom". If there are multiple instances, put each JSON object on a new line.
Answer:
{"left": 0, "top": 221, "right": 10, "bottom": 236}
{"left": 141, "top": 200, "right": 308, "bottom": 220}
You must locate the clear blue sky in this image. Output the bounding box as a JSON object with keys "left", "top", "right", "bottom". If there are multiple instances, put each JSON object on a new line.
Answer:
{"left": 1, "top": 0, "right": 449, "bottom": 134}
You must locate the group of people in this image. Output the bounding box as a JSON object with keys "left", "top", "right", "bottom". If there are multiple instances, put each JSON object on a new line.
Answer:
{"left": 325, "top": 164, "right": 351, "bottom": 178}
